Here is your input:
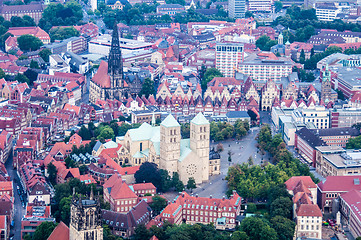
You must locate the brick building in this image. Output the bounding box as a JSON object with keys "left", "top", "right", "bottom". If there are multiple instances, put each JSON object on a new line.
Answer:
{"left": 152, "top": 191, "right": 242, "bottom": 230}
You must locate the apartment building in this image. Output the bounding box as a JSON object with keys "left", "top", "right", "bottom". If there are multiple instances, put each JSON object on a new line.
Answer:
{"left": 215, "top": 42, "right": 244, "bottom": 78}
{"left": 316, "top": 147, "right": 361, "bottom": 177}
{"left": 316, "top": 3, "right": 341, "bottom": 21}
{"left": 331, "top": 109, "right": 361, "bottom": 128}
{"left": 238, "top": 52, "right": 295, "bottom": 81}
{"left": 248, "top": 0, "right": 273, "bottom": 12}
{"left": 229, "top": 0, "right": 246, "bottom": 18}
{"left": 292, "top": 106, "right": 330, "bottom": 129}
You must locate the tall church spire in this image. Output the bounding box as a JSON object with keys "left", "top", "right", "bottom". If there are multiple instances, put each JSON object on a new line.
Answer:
{"left": 108, "top": 21, "right": 123, "bottom": 79}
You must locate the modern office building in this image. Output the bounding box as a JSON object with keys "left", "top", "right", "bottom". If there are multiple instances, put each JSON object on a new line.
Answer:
{"left": 228, "top": 0, "right": 246, "bottom": 18}
{"left": 215, "top": 42, "right": 244, "bottom": 77}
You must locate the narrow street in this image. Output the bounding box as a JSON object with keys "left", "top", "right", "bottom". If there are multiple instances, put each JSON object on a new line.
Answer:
{"left": 5, "top": 154, "right": 26, "bottom": 240}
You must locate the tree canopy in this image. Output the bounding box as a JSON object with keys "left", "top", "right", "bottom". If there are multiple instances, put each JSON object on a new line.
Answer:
{"left": 256, "top": 35, "right": 277, "bottom": 51}
{"left": 32, "top": 221, "right": 57, "bottom": 240}
{"left": 49, "top": 26, "right": 80, "bottom": 42}
{"left": 17, "top": 34, "right": 43, "bottom": 51}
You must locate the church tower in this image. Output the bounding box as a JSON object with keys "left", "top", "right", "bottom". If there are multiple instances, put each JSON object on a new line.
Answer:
{"left": 190, "top": 113, "right": 210, "bottom": 182}
{"left": 321, "top": 64, "right": 332, "bottom": 103}
{"left": 159, "top": 114, "right": 181, "bottom": 174}
{"left": 69, "top": 189, "right": 103, "bottom": 240}
{"left": 108, "top": 21, "right": 125, "bottom": 100}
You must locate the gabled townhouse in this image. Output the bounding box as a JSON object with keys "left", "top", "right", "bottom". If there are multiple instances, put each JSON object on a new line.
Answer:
{"left": 285, "top": 176, "right": 322, "bottom": 239}
{"left": 0, "top": 130, "right": 13, "bottom": 164}
{"left": 103, "top": 174, "right": 139, "bottom": 213}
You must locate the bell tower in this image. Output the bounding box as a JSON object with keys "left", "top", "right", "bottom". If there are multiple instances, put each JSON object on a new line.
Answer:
{"left": 108, "top": 21, "right": 124, "bottom": 100}
{"left": 69, "top": 189, "right": 103, "bottom": 240}
{"left": 321, "top": 64, "right": 332, "bottom": 103}
{"left": 159, "top": 114, "right": 181, "bottom": 174}
{"left": 190, "top": 113, "right": 210, "bottom": 182}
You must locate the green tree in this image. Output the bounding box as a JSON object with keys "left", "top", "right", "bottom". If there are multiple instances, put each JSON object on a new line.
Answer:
{"left": 256, "top": 35, "right": 277, "bottom": 51}
{"left": 133, "top": 224, "right": 151, "bottom": 240}
{"left": 49, "top": 26, "right": 80, "bottom": 42}
{"left": 347, "top": 135, "right": 361, "bottom": 149}
{"left": 299, "top": 49, "right": 305, "bottom": 63}
{"left": 172, "top": 172, "right": 184, "bottom": 192}
{"left": 274, "top": 1, "right": 282, "bottom": 12}
{"left": 240, "top": 217, "right": 278, "bottom": 240}
{"left": 201, "top": 67, "right": 223, "bottom": 90}
{"left": 150, "top": 195, "right": 167, "bottom": 216}
{"left": 247, "top": 156, "right": 254, "bottom": 166}
{"left": 39, "top": 49, "right": 52, "bottom": 62}
{"left": 231, "top": 231, "right": 249, "bottom": 240}
{"left": 30, "top": 60, "right": 40, "bottom": 69}
{"left": 97, "top": 126, "right": 115, "bottom": 140}
{"left": 186, "top": 177, "right": 196, "bottom": 192}
{"left": 78, "top": 125, "right": 93, "bottom": 140}
{"left": 17, "top": 34, "right": 43, "bottom": 51}
{"left": 139, "top": 77, "right": 155, "bottom": 98}
{"left": 23, "top": 234, "right": 32, "bottom": 240}
{"left": 270, "top": 197, "right": 293, "bottom": 219}
{"left": 245, "top": 11, "right": 254, "bottom": 18}
{"left": 47, "top": 163, "right": 57, "bottom": 186}
{"left": 15, "top": 73, "right": 29, "bottom": 84}
{"left": 246, "top": 203, "right": 257, "bottom": 213}
{"left": 181, "top": 123, "right": 190, "bottom": 138}
{"left": 33, "top": 221, "right": 57, "bottom": 240}
{"left": 59, "top": 196, "right": 72, "bottom": 225}
{"left": 0, "top": 68, "right": 5, "bottom": 79}
{"left": 270, "top": 216, "right": 296, "bottom": 240}
{"left": 135, "top": 162, "right": 162, "bottom": 190}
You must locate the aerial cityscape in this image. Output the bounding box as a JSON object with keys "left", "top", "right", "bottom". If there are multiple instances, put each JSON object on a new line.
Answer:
{"left": 0, "top": 0, "right": 361, "bottom": 239}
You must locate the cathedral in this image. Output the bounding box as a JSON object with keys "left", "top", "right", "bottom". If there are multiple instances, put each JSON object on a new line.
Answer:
{"left": 117, "top": 113, "right": 220, "bottom": 184}
{"left": 89, "top": 22, "right": 142, "bottom": 104}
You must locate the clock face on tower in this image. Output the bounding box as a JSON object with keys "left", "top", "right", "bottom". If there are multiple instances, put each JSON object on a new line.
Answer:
{"left": 186, "top": 163, "right": 197, "bottom": 175}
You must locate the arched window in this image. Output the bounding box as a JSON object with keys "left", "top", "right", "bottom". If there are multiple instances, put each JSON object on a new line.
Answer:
{"left": 140, "top": 142, "right": 143, "bottom": 152}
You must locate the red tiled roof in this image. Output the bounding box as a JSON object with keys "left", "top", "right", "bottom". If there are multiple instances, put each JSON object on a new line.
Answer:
{"left": 91, "top": 61, "right": 110, "bottom": 88}
{"left": 285, "top": 176, "right": 316, "bottom": 191}
{"left": 132, "top": 183, "right": 156, "bottom": 191}
{"left": 47, "top": 221, "right": 69, "bottom": 240}
{"left": 0, "top": 181, "right": 12, "bottom": 192}
{"left": 318, "top": 176, "right": 361, "bottom": 192}
{"left": 7, "top": 27, "right": 49, "bottom": 41}
{"left": 297, "top": 204, "right": 322, "bottom": 217}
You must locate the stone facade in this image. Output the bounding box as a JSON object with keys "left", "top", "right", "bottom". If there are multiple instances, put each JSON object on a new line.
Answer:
{"left": 117, "top": 113, "right": 220, "bottom": 184}
{"left": 69, "top": 191, "right": 103, "bottom": 240}
{"left": 261, "top": 79, "right": 280, "bottom": 111}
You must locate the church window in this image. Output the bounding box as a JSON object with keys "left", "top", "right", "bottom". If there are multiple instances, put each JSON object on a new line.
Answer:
{"left": 140, "top": 143, "right": 143, "bottom": 151}
{"left": 170, "top": 138, "right": 172, "bottom": 143}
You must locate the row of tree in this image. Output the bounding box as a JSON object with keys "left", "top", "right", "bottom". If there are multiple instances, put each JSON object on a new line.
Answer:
{"left": 210, "top": 120, "right": 250, "bottom": 142}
